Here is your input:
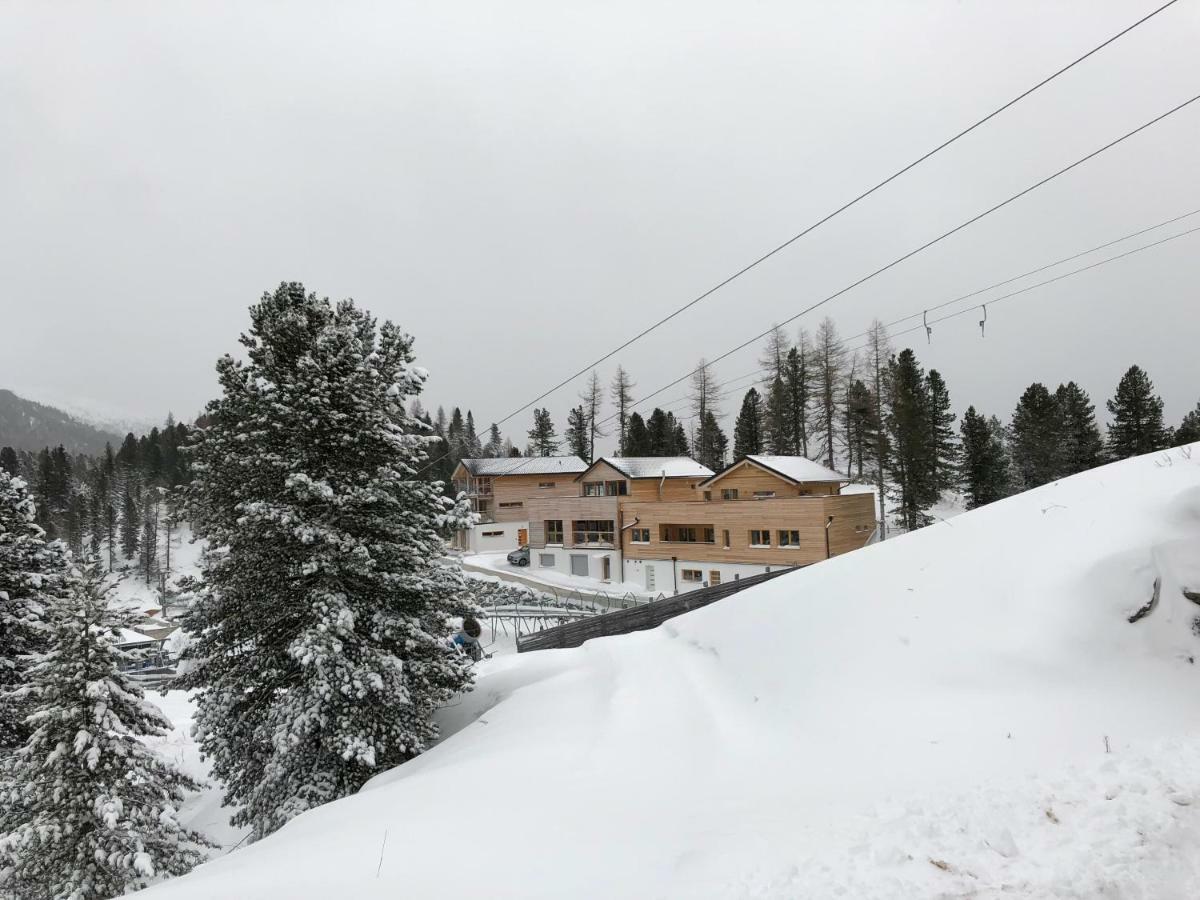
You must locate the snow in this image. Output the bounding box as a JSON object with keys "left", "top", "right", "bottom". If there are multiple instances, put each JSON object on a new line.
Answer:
{"left": 134, "top": 445, "right": 1200, "bottom": 898}
{"left": 596, "top": 456, "right": 714, "bottom": 478}
{"left": 457, "top": 456, "right": 588, "bottom": 476}
{"left": 730, "top": 454, "right": 848, "bottom": 484}
{"left": 463, "top": 551, "right": 657, "bottom": 600}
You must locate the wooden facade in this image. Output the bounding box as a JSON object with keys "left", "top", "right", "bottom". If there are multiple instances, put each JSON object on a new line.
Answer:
{"left": 452, "top": 468, "right": 581, "bottom": 524}
{"left": 577, "top": 460, "right": 707, "bottom": 502}
{"left": 620, "top": 493, "right": 875, "bottom": 566}
{"left": 701, "top": 467, "right": 839, "bottom": 498}
{"left": 526, "top": 496, "right": 621, "bottom": 547}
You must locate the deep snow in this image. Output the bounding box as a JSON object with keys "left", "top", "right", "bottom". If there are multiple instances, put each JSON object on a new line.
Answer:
{"left": 136, "top": 445, "right": 1200, "bottom": 898}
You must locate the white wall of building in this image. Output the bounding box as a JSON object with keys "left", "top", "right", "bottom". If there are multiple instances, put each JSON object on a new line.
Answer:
{"left": 463, "top": 521, "right": 528, "bottom": 554}
{"left": 532, "top": 546, "right": 621, "bottom": 583}
{"left": 622, "top": 557, "right": 787, "bottom": 594}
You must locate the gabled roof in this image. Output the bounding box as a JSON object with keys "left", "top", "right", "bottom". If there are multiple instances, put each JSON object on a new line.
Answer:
{"left": 455, "top": 456, "right": 588, "bottom": 477}
{"left": 699, "top": 455, "right": 847, "bottom": 488}
{"left": 575, "top": 456, "right": 714, "bottom": 481}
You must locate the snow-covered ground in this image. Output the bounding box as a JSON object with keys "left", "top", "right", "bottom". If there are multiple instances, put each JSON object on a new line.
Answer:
{"left": 463, "top": 550, "right": 658, "bottom": 600}
{"left": 135, "top": 445, "right": 1200, "bottom": 898}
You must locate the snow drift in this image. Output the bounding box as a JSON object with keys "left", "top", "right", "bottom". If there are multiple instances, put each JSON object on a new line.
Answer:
{"left": 138, "top": 446, "right": 1200, "bottom": 899}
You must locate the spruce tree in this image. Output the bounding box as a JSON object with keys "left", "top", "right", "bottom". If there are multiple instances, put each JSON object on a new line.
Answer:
{"left": 0, "top": 560, "right": 211, "bottom": 897}
{"left": 625, "top": 412, "right": 651, "bottom": 456}
{"left": 845, "top": 379, "right": 877, "bottom": 479}
{"left": 482, "top": 423, "right": 504, "bottom": 458}
{"left": 1175, "top": 401, "right": 1200, "bottom": 446}
{"left": 695, "top": 411, "right": 728, "bottom": 471}
{"left": 645, "top": 409, "right": 670, "bottom": 455}
{"left": 565, "top": 405, "right": 590, "bottom": 461}
{"left": 120, "top": 484, "right": 140, "bottom": 561}
{"left": 783, "top": 343, "right": 811, "bottom": 456}
{"left": 925, "top": 369, "right": 958, "bottom": 492}
{"left": 0, "top": 447, "right": 18, "bottom": 477}
{"left": 526, "top": 408, "right": 560, "bottom": 457}
{"left": 733, "top": 388, "right": 765, "bottom": 458}
{"left": 959, "top": 406, "right": 1011, "bottom": 509}
{"left": 0, "top": 470, "right": 67, "bottom": 750}
{"left": 763, "top": 376, "right": 790, "bottom": 454}
{"left": 885, "top": 349, "right": 937, "bottom": 531}
{"left": 1055, "top": 381, "right": 1104, "bottom": 474}
{"left": 181, "top": 282, "right": 476, "bottom": 839}
{"left": 463, "top": 411, "right": 482, "bottom": 459}
{"left": 1010, "top": 383, "right": 1064, "bottom": 489}
{"left": 1106, "top": 365, "right": 1168, "bottom": 459}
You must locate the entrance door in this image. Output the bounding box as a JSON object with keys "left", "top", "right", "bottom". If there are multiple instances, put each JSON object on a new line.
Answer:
{"left": 601, "top": 557, "right": 611, "bottom": 581}
{"left": 645, "top": 566, "right": 656, "bottom": 590}
{"left": 709, "top": 570, "right": 721, "bottom": 585}
{"left": 517, "top": 528, "right": 528, "bottom": 547}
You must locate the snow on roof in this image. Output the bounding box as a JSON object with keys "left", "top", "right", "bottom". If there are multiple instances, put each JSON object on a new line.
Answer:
{"left": 590, "top": 457, "right": 713, "bottom": 479}
{"left": 115, "top": 628, "right": 157, "bottom": 646}
{"left": 709, "top": 454, "right": 847, "bottom": 485}
{"left": 458, "top": 456, "right": 588, "bottom": 477}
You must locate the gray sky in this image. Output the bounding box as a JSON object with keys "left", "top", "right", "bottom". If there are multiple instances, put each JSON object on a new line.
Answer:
{"left": 2, "top": 0, "right": 1198, "bottom": 451}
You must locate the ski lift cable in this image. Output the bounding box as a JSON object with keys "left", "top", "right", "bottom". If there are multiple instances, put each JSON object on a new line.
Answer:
{"left": 602, "top": 93, "right": 1200, "bottom": 425}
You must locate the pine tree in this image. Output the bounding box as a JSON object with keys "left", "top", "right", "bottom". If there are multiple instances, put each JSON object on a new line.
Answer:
{"left": 885, "top": 349, "right": 937, "bottom": 531}
{"left": 695, "top": 411, "right": 728, "bottom": 471}
{"left": 0, "top": 447, "right": 18, "bottom": 476}
{"left": 812, "top": 318, "right": 845, "bottom": 470}
{"left": 120, "top": 484, "right": 140, "bottom": 561}
{"left": 1010, "top": 383, "right": 1063, "bottom": 488}
{"left": 181, "top": 282, "right": 476, "bottom": 839}
{"left": 0, "top": 560, "right": 211, "bottom": 897}
{"left": 0, "top": 470, "right": 67, "bottom": 750}
{"left": 526, "top": 408, "right": 560, "bottom": 457}
{"left": 463, "top": 411, "right": 482, "bottom": 458}
{"left": 925, "top": 369, "right": 958, "bottom": 492}
{"left": 763, "top": 376, "right": 791, "bottom": 454}
{"left": 1175, "top": 401, "right": 1200, "bottom": 446}
{"left": 1106, "top": 365, "right": 1168, "bottom": 459}
{"left": 733, "top": 388, "right": 765, "bottom": 458}
{"left": 483, "top": 423, "right": 504, "bottom": 458}
{"left": 564, "top": 406, "right": 590, "bottom": 461}
{"left": 784, "top": 342, "right": 811, "bottom": 456}
{"left": 1055, "top": 381, "right": 1104, "bottom": 474}
{"left": 845, "top": 379, "right": 877, "bottom": 479}
{"left": 610, "top": 367, "right": 635, "bottom": 455}
{"left": 959, "top": 406, "right": 1012, "bottom": 509}
{"left": 625, "top": 412, "right": 651, "bottom": 456}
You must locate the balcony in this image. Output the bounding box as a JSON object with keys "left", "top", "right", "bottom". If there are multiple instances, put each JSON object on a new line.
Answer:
{"left": 571, "top": 519, "right": 615, "bottom": 547}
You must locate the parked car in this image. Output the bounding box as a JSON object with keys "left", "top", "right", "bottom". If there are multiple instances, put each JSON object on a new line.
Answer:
{"left": 507, "top": 546, "right": 530, "bottom": 567}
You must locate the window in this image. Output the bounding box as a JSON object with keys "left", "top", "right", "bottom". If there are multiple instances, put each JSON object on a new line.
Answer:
{"left": 545, "top": 520, "right": 563, "bottom": 544}
{"left": 722, "top": 529, "right": 730, "bottom": 548}
{"left": 572, "top": 520, "right": 615, "bottom": 544}
{"left": 798, "top": 489, "right": 813, "bottom": 496}
{"left": 539, "top": 553, "right": 555, "bottom": 567}
{"left": 630, "top": 528, "right": 650, "bottom": 544}
{"left": 721, "top": 488, "right": 739, "bottom": 500}
{"left": 681, "top": 569, "right": 703, "bottom": 582}
{"left": 778, "top": 529, "right": 800, "bottom": 547}
{"left": 709, "top": 571, "right": 722, "bottom": 585}
{"left": 570, "top": 554, "right": 589, "bottom": 577}
{"left": 481, "top": 530, "right": 503, "bottom": 537}
{"left": 538, "top": 481, "right": 556, "bottom": 489}
{"left": 752, "top": 491, "right": 776, "bottom": 499}
{"left": 583, "top": 480, "right": 628, "bottom": 497}
{"left": 749, "top": 529, "right": 771, "bottom": 547}
{"left": 659, "top": 524, "right": 715, "bottom": 543}
{"left": 703, "top": 490, "right": 712, "bottom": 501}
{"left": 499, "top": 501, "right": 523, "bottom": 508}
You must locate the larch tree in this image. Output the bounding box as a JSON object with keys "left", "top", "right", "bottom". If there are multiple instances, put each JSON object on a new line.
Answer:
{"left": 609, "top": 366, "right": 635, "bottom": 456}
{"left": 579, "top": 371, "right": 606, "bottom": 462}
{"left": 733, "top": 388, "right": 765, "bottom": 458}
{"left": 526, "top": 408, "right": 560, "bottom": 456}
{"left": 865, "top": 320, "right": 891, "bottom": 538}
{"left": 1010, "top": 383, "right": 1063, "bottom": 489}
{"left": 1055, "top": 381, "right": 1104, "bottom": 474}
{"left": 1106, "top": 365, "right": 1168, "bottom": 459}
{"left": 180, "top": 282, "right": 476, "bottom": 840}
{"left": 0, "top": 560, "right": 212, "bottom": 898}
{"left": 690, "top": 360, "right": 724, "bottom": 470}
{"left": 959, "top": 406, "right": 1012, "bottom": 509}
{"left": 812, "top": 317, "right": 846, "bottom": 471}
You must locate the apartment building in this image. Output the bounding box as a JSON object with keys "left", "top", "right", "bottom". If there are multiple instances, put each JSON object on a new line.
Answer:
{"left": 450, "top": 455, "right": 588, "bottom": 552}
{"left": 524, "top": 454, "right": 877, "bottom": 593}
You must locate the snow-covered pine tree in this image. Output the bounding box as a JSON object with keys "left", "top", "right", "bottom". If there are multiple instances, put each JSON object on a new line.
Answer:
{"left": 180, "top": 283, "right": 475, "bottom": 840}
{"left": 1106, "top": 364, "right": 1168, "bottom": 459}
{"left": 733, "top": 388, "right": 765, "bottom": 458}
{"left": 0, "top": 470, "right": 68, "bottom": 750}
{"left": 0, "top": 559, "right": 211, "bottom": 898}
{"left": 925, "top": 369, "right": 959, "bottom": 492}
{"left": 959, "top": 406, "right": 1012, "bottom": 509}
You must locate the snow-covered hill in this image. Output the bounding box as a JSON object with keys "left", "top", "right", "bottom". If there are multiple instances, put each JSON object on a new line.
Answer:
{"left": 138, "top": 445, "right": 1200, "bottom": 899}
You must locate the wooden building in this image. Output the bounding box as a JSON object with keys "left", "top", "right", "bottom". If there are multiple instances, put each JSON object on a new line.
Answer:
{"left": 451, "top": 455, "right": 587, "bottom": 552}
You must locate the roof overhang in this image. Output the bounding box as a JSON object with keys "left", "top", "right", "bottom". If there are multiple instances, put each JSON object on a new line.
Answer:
{"left": 698, "top": 455, "right": 848, "bottom": 489}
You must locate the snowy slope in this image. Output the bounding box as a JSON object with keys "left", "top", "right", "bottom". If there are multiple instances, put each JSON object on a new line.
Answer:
{"left": 137, "top": 446, "right": 1200, "bottom": 899}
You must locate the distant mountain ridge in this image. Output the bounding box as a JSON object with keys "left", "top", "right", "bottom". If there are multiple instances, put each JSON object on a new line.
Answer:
{"left": 0, "top": 389, "right": 125, "bottom": 455}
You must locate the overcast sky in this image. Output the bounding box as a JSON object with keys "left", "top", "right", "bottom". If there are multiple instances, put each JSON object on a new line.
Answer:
{"left": 2, "top": 0, "right": 1197, "bottom": 451}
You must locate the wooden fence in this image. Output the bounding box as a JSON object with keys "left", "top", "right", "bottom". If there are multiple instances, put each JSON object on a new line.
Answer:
{"left": 516, "top": 567, "right": 795, "bottom": 653}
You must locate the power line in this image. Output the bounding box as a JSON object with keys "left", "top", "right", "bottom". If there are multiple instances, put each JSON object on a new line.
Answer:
{"left": 480, "top": 0, "right": 1183, "bottom": 431}
{"left": 650, "top": 204, "right": 1200, "bottom": 411}
{"left": 608, "top": 93, "right": 1200, "bottom": 424}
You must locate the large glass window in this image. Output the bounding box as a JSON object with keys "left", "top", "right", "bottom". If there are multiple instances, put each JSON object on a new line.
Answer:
{"left": 583, "top": 480, "right": 628, "bottom": 497}
{"left": 572, "top": 520, "right": 615, "bottom": 544}
{"left": 545, "top": 520, "right": 563, "bottom": 544}
{"left": 659, "top": 524, "right": 715, "bottom": 543}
